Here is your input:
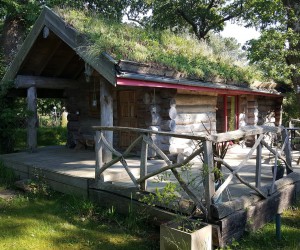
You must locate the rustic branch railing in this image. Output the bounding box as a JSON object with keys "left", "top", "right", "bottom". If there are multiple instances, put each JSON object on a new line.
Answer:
{"left": 93, "top": 125, "right": 294, "bottom": 220}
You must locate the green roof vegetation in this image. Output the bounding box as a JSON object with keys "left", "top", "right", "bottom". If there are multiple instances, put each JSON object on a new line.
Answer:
{"left": 58, "top": 8, "right": 264, "bottom": 86}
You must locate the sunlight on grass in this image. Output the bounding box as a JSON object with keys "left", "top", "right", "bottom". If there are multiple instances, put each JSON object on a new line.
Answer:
{"left": 0, "top": 191, "right": 157, "bottom": 250}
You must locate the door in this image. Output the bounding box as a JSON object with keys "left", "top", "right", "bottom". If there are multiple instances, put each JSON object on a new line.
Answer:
{"left": 216, "top": 95, "right": 239, "bottom": 132}
{"left": 118, "top": 90, "right": 138, "bottom": 148}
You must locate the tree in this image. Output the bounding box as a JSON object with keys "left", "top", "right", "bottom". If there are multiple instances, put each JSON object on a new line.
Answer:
{"left": 243, "top": 0, "right": 300, "bottom": 107}
{"left": 126, "top": 0, "right": 246, "bottom": 40}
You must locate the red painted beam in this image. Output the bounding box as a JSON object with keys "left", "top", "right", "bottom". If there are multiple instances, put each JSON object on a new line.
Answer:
{"left": 117, "top": 77, "right": 281, "bottom": 97}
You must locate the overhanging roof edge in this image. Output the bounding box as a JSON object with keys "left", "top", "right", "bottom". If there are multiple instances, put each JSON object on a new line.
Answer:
{"left": 117, "top": 73, "right": 282, "bottom": 97}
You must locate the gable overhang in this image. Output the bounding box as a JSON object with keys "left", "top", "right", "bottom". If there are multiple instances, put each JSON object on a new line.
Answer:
{"left": 1, "top": 7, "right": 117, "bottom": 86}
{"left": 116, "top": 74, "right": 282, "bottom": 98}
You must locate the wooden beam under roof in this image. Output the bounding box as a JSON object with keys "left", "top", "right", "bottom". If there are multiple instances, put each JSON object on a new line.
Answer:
{"left": 15, "top": 75, "right": 81, "bottom": 89}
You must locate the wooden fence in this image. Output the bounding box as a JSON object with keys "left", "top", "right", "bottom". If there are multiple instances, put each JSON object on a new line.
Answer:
{"left": 93, "top": 125, "right": 294, "bottom": 220}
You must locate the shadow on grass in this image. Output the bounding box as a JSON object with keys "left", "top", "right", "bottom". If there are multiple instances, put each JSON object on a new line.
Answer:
{"left": 0, "top": 193, "right": 159, "bottom": 250}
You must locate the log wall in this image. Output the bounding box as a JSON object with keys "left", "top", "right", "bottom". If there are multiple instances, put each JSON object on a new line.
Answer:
{"left": 257, "top": 96, "right": 282, "bottom": 126}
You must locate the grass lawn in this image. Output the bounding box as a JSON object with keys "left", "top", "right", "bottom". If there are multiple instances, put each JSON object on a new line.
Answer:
{"left": 0, "top": 190, "right": 158, "bottom": 250}
{"left": 229, "top": 195, "right": 300, "bottom": 250}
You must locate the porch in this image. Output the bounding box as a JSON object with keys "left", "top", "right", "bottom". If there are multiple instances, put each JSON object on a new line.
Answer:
{"left": 1, "top": 144, "right": 300, "bottom": 198}
{"left": 1, "top": 125, "right": 300, "bottom": 247}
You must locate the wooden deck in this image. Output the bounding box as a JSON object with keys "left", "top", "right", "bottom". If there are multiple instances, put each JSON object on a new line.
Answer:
{"left": 1, "top": 144, "right": 300, "bottom": 198}
{"left": 1, "top": 144, "right": 300, "bottom": 247}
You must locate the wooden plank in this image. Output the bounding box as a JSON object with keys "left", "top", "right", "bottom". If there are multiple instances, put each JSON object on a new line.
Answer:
{"left": 15, "top": 75, "right": 80, "bottom": 89}
{"left": 175, "top": 112, "right": 216, "bottom": 125}
{"left": 140, "top": 135, "right": 149, "bottom": 190}
{"left": 282, "top": 128, "right": 293, "bottom": 174}
{"left": 211, "top": 172, "right": 300, "bottom": 219}
{"left": 203, "top": 140, "right": 215, "bottom": 220}
{"left": 95, "top": 131, "right": 104, "bottom": 182}
{"left": 88, "top": 188, "right": 176, "bottom": 224}
{"left": 255, "top": 137, "right": 262, "bottom": 188}
{"left": 176, "top": 105, "right": 215, "bottom": 114}
{"left": 174, "top": 95, "right": 217, "bottom": 106}
{"left": 27, "top": 86, "right": 37, "bottom": 152}
{"left": 246, "top": 185, "right": 297, "bottom": 232}
{"left": 92, "top": 126, "right": 208, "bottom": 141}
{"left": 100, "top": 79, "right": 113, "bottom": 162}
{"left": 210, "top": 125, "right": 282, "bottom": 143}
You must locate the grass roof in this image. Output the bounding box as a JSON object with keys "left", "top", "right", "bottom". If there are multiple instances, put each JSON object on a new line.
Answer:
{"left": 57, "top": 8, "right": 264, "bottom": 86}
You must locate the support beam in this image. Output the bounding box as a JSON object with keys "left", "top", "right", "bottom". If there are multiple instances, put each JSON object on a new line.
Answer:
{"left": 203, "top": 140, "right": 215, "bottom": 220}
{"left": 100, "top": 79, "right": 113, "bottom": 163}
{"left": 27, "top": 86, "right": 37, "bottom": 152}
{"left": 15, "top": 75, "right": 80, "bottom": 89}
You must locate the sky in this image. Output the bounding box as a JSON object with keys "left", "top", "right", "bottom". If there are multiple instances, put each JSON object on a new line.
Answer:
{"left": 220, "top": 22, "right": 261, "bottom": 46}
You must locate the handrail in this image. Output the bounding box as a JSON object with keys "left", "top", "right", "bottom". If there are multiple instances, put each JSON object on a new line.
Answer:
{"left": 93, "top": 125, "right": 294, "bottom": 220}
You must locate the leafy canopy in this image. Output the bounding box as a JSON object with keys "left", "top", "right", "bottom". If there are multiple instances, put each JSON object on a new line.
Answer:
{"left": 126, "top": 0, "right": 245, "bottom": 40}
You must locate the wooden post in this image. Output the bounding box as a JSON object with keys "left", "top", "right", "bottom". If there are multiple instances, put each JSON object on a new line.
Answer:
{"left": 100, "top": 79, "right": 113, "bottom": 163}
{"left": 27, "top": 86, "right": 37, "bottom": 152}
{"left": 224, "top": 95, "right": 228, "bottom": 132}
{"left": 95, "top": 131, "right": 104, "bottom": 183}
{"left": 281, "top": 128, "right": 293, "bottom": 174}
{"left": 255, "top": 135, "right": 262, "bottom": 188}
{"left": 140, "top": 134, "right": 149, "bottom": 190}
{"left": 203, "top": 140, "right": 215, "bottom": 220}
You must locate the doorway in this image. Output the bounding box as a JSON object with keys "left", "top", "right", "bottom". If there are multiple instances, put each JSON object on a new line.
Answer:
{"left": 216, "top": 95, "right": 239, "bottom": 132}
{"left": 118, "top": 90, "right": 138, "bottom": 148}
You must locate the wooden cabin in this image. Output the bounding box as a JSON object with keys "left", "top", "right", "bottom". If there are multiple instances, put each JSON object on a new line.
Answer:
{"left": 1, "top": 7, "right": 283, "bottom": 159}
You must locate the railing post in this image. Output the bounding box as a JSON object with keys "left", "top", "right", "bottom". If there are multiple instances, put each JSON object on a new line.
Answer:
{"left": 140, "top": 134, "right": 149, "bottom": 191}
{"left": 282, "top": 128, "right": 293, "bottom": 174}
{"left": 255, "top": 134, "right": 262, "bottom": 188}
{"left": 95, "top": 130, "right": 104, "bottom": 183}
{"left": 203, "top": 140, "right": 215, "bottom": 220}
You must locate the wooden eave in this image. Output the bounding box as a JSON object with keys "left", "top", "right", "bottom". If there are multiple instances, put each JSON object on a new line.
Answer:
{"left": 1, "top": 6, "right": 117, "bottom": 86}
{"left": 117, "top": 72, "right": 283, "bottom": 97}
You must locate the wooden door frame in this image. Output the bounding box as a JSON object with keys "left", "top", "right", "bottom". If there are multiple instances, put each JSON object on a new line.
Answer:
{"left": 223, "top": 95, "right": 239, "bottom": 132}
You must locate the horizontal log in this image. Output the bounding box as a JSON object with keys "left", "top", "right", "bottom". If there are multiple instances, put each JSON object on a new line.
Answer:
{"left": 211, "top": 172, "right": 300, "bottom": 219}
{"left": 177, "top": 105, "right": 216, "bottom": 114}
{"left": 15, "top": 75, "right": 80, "bottom": 89}
{"left": 160, "top": 120, "right": 176, "bottom": 131}
{"left": 177, "top": 89, "right": 218, "bottom": 96}
{"left": 160, "top": 106, "right": 177, "bottom": 119}
{"left": 175, "top": 112, "right": 216, "bottom": 125}
{"left": 160, "top": 136, "right": 194, "bottom": 145}
{"left": 175, "top": 122, "right": 216, "bottom": 133}
{"left": 173, "top": 95, "right": 217, "bottom": 106}
{"left": 210, "top": 125, "right": 282, "bottom": 143}
{"left": 92, "top": 126, "right": 208, "bottom": 140}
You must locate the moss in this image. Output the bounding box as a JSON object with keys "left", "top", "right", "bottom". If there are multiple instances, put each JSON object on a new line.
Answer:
{"left": 56, "top": 8, "right": 265, "bottom": 86}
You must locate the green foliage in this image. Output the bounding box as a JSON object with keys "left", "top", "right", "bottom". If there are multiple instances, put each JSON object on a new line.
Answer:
{"left": 126, "top": 0, "right": 245, "bottom": 40}
{"left": 0, "top": 161, "right": 16, "bottom": 187}
{"left": 61, "top": 8, "right": 264, "bottom": 85}
{"left": 243, "top": 0, "right": 300, "bottom": 107}
{"left": 246, "top": 29, "right": 292, "bottom": 84}
{"left": 14, "top": 126, "right": 67, "bottom": 150}
{"left": 282, "top": 92, "right": 300, "bottom": 126}
{"left": 0, "top": 82, "right": 29, "bottom": 153}
{"left": 23, "top": 169, "right": 53, "bottom": 199}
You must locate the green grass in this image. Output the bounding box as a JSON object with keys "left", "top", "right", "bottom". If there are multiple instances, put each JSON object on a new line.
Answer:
{"left": 14, "top": 127, "right": 67, "bottom": 150}
{"left": 0, "top": 188, "right": 158, "bottom": 250}
{"left": 227, "top": 196, "right": 300, "bottom": 250}
{"left": 56, "top": 8, "right": 264, "bottom": 85}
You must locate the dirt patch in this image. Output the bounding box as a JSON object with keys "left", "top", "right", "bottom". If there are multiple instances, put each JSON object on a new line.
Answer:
{"left": 0, "top": 189, "right": 20, "bottom": 201}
